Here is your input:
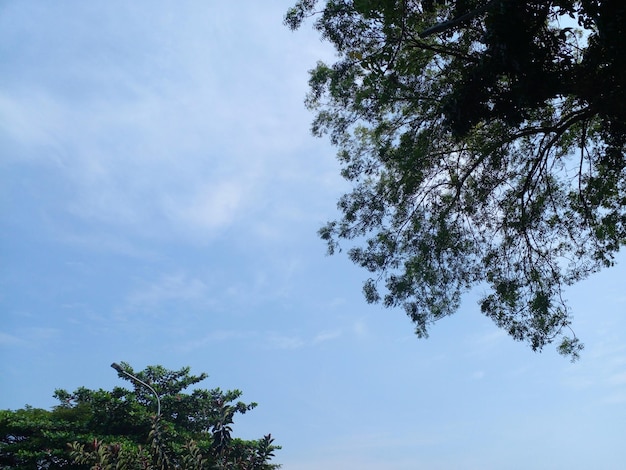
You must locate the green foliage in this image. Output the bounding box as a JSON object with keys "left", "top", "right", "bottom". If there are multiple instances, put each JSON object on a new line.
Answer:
{"left": 0, "top": 363, "right": 280, "bottom": 469}
{"left": 0, "top": 405, "right": 88, "bottom": 469}
{"left": 287, "top": 0, "right": 626, "bottom": 359}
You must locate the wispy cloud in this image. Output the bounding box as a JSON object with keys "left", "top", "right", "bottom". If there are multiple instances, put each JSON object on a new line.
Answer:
{"left": 352, "top": 319, "right": 369, "bottom": 339}
{"left": 0, "top": 328, "right": 61, "bottom": 349}
{"left": 608, "top": 372, "right": 626, "bottom": 385}
{"left": 265, "top": 328, "right": 345, "bottom": 350}
{"left": 177, "top": 330, "right": 258, "bottom": 353}
{"left": 176, "top": 327, "right": 345, "bottom": 353}
{"left": 471, "top": 370, "right": 486, "bottom": 380}
{"left": 471, "top": 329, "right": 507, "bottom": 348}
{"left": 55, "top": 231, "right": 158, "bottom": 258}
{"left": 163, "top": 181, "right": 245, "bottom": 235}
{"left": 604, "top": 392, "right": 626, "bottom": 404}
{"left": 1, "top": 1, "right": 336, "bottom": 248}
{"left": 283, "top": 430, "right": 444, "bottom": 470}
{"left": 267, "top": 333, "right": 306, "bottom": 350}
{"left": 0, "top": 331, "right": 24, "bottom": 347}
{"left": 124, "top": 272, "right": 212, "bottom": 313}
{"left": 313, "top": 329, "right": 342, "bottom": 344}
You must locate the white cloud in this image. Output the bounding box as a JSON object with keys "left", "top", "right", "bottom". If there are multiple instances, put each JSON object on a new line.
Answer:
{"left": 177, "top": 330, "right": 258, "bottom": 353}
{"left": 265, "top": 328, "right": 344, "bottom": 350}
{"left": 55, "top": 231, "right": 157, "bottom": 258}
{"left": 124, "top": 272, "right": 211, "bottom": 312}
{"left": 471, "top": 370, "right": 486, "bottom": 380}
{"left": 352, "top": 319, "right": 369, "bottom": 339}
{"left": 0, "top": 91, "right": 66, "bottom": 155}
{"left": 608, "top": 372, "right": 626, "bottom": 385}
{"left": 267, "top": 333, "right": 306, "bottom": 350}
{"left": 172, "top": 327, "right": 345, "bottom": 353}
{"left": 604, "top": 392, "right": 626, "bottom": 404}
{"left": 313, "top": 329, "right": 342, "bottom": 344}
{"left": 472, "top": 329, "right": 507, "bottom": 347}
{"left": 0, "top": 331, "right": 24, "bottom": 347}
{"left": 284, "top": 431, "right": 444, "bottom": 470}
{"left": 1, "top": 0, "right": 337, "bottom": 247}
{"left": 0, "top": 328, "right": 62, "bottom": 349}
{"left": 163, "top": 180, "right": 246, "bottom": 236}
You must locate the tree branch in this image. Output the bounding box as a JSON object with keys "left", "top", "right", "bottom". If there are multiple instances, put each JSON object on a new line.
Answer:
{"left": 419, "top": 0, "right": 498, "bottom": 38}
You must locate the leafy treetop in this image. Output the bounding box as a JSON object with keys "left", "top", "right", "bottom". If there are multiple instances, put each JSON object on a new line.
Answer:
{"left": 0, "top": 362, "right": 280, "bottom": 469}
{"left": 286, "top": 0, "right": 626, "bottom": 359}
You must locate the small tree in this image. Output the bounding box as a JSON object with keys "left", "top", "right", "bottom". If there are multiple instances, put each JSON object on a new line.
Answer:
{"left": 0, "top": 363, "right": 279, "bottom": 469}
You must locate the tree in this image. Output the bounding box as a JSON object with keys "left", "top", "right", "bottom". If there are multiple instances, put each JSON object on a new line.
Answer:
{"left": 286, "top": 0, "right": 626, "bottom": 359}
{"left": 0, "top": 363, "right": 280, "bottom": 469}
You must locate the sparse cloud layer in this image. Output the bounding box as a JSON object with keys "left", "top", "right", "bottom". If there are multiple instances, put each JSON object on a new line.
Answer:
{"left": 1, "top": 1, "right": 625, "bottom": 469}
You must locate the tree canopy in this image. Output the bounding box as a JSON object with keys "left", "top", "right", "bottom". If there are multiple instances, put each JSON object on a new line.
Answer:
{"left": 286, "top": 0, "right": 626, "bottom": 359}
{"left": 0, "top": 363, "right": 279, "bottom": 469}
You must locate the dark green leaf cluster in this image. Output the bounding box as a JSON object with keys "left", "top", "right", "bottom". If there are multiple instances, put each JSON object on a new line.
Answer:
{"left": 287, "top": 0, "right": 626, "bottom": 359}
{"left": 0, "top": 363, "right": 280, "bottom": 469}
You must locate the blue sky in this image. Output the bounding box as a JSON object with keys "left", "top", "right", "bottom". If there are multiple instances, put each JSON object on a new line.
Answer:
{"left": 1, "top": 1, "right": 625, "bottom": 468}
